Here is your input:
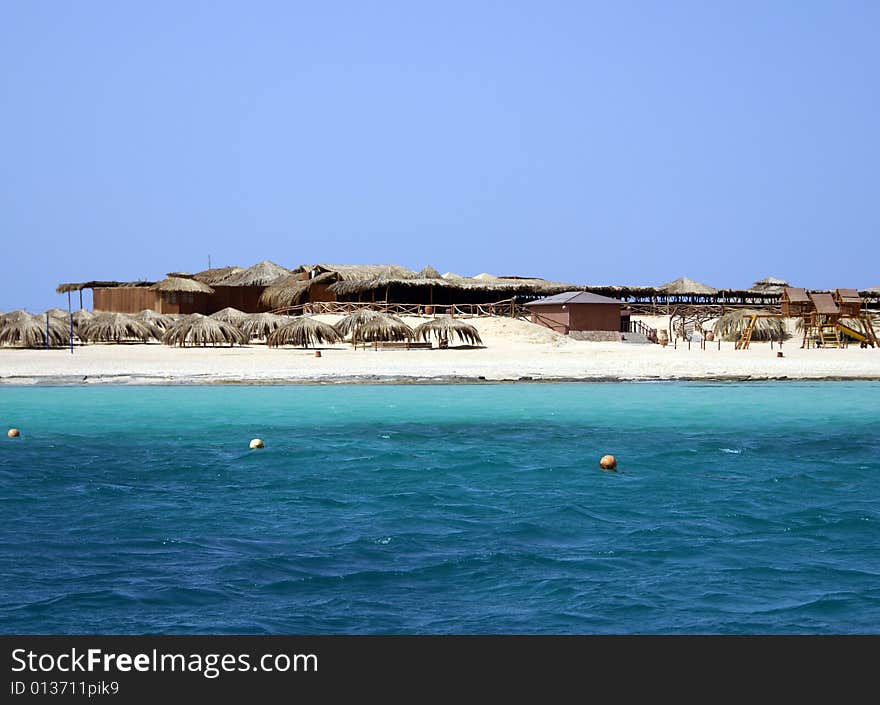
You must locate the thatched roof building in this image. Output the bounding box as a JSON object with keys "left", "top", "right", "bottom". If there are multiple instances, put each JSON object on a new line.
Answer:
{"left": 149, "top": 277, "right": 215, "bottom": 294}
{"left": 267, "top": 317, "right": 341, "bottom": 348}
{"left": 162, "top": 314, "right": 248, "bottom": 347}
{"left": 216, "top": 260, "right": 290, "bottom": 287}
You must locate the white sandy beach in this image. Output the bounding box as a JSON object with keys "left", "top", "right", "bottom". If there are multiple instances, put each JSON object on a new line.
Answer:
{"left": 1, "top": 316, "right": 878, "bottom": 384}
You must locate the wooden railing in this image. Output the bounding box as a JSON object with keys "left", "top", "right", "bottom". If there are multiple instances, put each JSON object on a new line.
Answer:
{"left": 622, "top": 319, "right": 658, "bottom": 343}
{"left": 268, "top": 298, "right": 532, "bottom": 319}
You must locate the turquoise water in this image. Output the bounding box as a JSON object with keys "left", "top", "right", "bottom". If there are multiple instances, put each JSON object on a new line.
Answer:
{"left": 1, "top": 382, "right": 879, "bottom": 634}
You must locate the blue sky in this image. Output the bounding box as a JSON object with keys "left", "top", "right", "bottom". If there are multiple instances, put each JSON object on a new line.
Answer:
{"left": 1, "top": 1, "right": 878, "bottom": 311}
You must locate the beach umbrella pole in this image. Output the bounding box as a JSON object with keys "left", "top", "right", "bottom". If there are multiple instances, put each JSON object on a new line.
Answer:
{"left": 68, "top": 291, "right": 74, "bottom": 354}
{"left": 45, "top": 313, "right": 49, "bottom": 351}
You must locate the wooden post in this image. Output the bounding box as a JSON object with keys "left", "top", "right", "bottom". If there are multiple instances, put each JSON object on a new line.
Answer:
{"left": 68, "top": 291, "right": 74, "bottom": 354}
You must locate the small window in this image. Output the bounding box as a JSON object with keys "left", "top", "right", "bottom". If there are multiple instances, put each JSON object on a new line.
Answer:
{"left": 166, "top": 293, "right": 177, "bottom": 304}
{"left": 183, "top": 293, "right": 194, "bottom": 304}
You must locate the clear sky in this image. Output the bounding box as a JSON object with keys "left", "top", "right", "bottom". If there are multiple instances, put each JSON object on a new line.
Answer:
{"left": 1, "top": 1, "right": 878, "bottom": 311}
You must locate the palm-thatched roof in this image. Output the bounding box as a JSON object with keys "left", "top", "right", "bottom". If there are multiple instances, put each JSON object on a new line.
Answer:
{"left": 149, "top": 277, "right": 215, "bottom": 294}
{"left": 0, "top": 314, "right": 70, "bottom": 348}
{"left": 162, "top": 314, "right": 248, "bottom": 347}
{"left": 660, "top": 277, "right": 718, "bottom": 295}
{"left": 209, "top": 307, "right": 249, "bottom": 324}
{"left": 713, "top": 309, "right": 788, "bottom": 342}
{"left": 294, "top": 264, "right": 420, "bottom": 281}
{"left": 2, "top": 310, "right": 32, "bottom": 323}
{"left": 258, "top": 274, "right": 314, "bottom": 309}
{"left": 332, "top": 308, "right": 385, "bottom": 338}
{"left": 56, "top": 280, "right": 153, "bottom": 294}
{"left": 215, "top": 260, "right": 290, "bottom": 287}
{"left": 749, "top": 276, "right": 790, "bottom": 295}
{"left": 134, "top": 309, "right": 177, "bottom": 330}
{"left": 267, "top": 317, "right": 342, "bottom": 348}
{"left": 413, "top": 317, "right": 483, "bottom": 345}
{"left": 72, "top": 309, "right": 94, "bottom": 329}
{"left": 418, "top": 265, "right": 443, "bottom": 279}
{"left": 350, "top": 314, "right": 414, "bottom": 344}
{"left": 77, "top": 313, "right": 161, "bottom": 342}
{"left": 442, "top": 272, "right": 463, "bottom": 279}
{"left": 240, "top": 312, "right": 289, "bottom": 340}
{"left": 193, "top": 266, "right": 243, "bottom": 285}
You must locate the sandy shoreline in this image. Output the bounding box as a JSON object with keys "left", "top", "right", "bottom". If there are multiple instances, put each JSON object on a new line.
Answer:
{"left": 1, "top": 316, "right": 878, "bottom": 385}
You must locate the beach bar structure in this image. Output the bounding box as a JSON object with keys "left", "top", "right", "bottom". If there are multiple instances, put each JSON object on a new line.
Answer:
{"left": 524, "top": 291, "right": 624, "bottom": 337}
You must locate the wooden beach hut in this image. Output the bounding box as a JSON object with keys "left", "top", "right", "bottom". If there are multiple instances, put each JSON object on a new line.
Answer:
{"left": 780, "top": 287, "right": 812, "bottom": 317}
{"left": 524, "top": 291, "right": 624, "bottom": 337}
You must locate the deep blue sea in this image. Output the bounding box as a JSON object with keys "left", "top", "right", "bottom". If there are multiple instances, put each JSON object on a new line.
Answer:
{"left": 1, "top": 382, "right": 878, "bottom": 634}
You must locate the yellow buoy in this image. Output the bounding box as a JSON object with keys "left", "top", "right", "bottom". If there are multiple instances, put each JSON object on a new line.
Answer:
{"left": 599, "top": 454, "right": 617, "bottom": 471}
{"left": 249, "top": 438, "right": 264, "bottom": 449}
{"left": 7, "top": 428, "right": 20, "bottom": 438}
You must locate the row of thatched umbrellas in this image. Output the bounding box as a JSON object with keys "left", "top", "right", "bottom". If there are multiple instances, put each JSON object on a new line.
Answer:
{"left": 0, "top": 307, "right": 482, "bottom": 349}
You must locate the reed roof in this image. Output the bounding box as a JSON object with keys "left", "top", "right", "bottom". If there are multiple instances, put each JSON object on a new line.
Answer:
{"left": 162, "top": 314, "right": 248, "bottom": 347}
{"left": 417, "top": 265, "right": 443, "bottom": 279}
{"left": 351, "top": 314, "right": 414, "bottom": 343}
{"left": 267, "top": 317, "right": 341, "bottom": 348}
{"left": 149, "top": 277, "right": 215, "bottom": 294}
{"left": 216, "top": 260, "right": 290, "bottom": 287}
{"left": 294, "top": 264, "right": 420, "bottom": 280}
{"left": 209, "top": 307, "right": 249, "bottom": 324}
{"left": 333, "top": 308, "right": 386, "bottom": 338}
{"left": 258, "top": 274, "right": 315, "bottom": 309}
{"left": 413, "top": 317, "right": 483, "bottom": 345}
{"left": 56, "top": 280, "right": 153, "bottom": 293}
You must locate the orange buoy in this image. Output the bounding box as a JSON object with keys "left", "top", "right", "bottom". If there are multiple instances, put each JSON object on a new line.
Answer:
{"left": 249, "top": 438, "right": 264, "bottom": 449}
{"left": 599, "top": 454, "right": 617, "bottom": 471}
{"left": 7, "top": 428, "right": 20, "bottom": 438}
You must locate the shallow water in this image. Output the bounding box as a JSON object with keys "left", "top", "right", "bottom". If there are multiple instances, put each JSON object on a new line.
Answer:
{"left": 1, "top": 382, "right": 879, "bottom": 634}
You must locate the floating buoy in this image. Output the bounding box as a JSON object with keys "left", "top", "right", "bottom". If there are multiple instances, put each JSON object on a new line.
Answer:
{"left": 249, "top": 438, "right": 264, "bottom": 449}
{"left": 599, "top": 454, "right": 617, "bottom": 471}
{"left": 7, "top": 428, "right": 20, "bottom": 438}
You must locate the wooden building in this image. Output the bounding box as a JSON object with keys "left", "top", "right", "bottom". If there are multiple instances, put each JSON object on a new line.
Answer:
{"left": 523, "top": 291, "right": 624, "bottom": 335}
{"left": 781, "top": 287, "right": 812, "bottom": 317}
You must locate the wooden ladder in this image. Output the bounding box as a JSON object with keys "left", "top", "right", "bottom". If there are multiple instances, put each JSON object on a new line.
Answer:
{"left": 861, "top": 316, "right": 879, "bottom": 348}
{"left": 819, "top": 324, "right": 841, "bottom": 348}
{"left": 736, "top": 314, "right": 758, "bottom": 350}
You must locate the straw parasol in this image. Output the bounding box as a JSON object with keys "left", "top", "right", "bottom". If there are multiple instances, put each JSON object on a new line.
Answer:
{"left": 77, "top": 313, "right": 161, "bottom": 343}
{"left": 267, "top": 317, "right": 342, "bottom": 348}
{"left": 240, "top": 312, "right": 289, "bottom": 341}
{"left": 713, "top": 309, "right": 788, "bottom": 342}
{"left": 216, "top": 260, "right": 290, "bottom": 287}
{"left": 0, "top": 314, "right": 70, "bottom": 348}
{"left": 149, "top": 277, "right": 215, "bottom": 294}
{"left": 351, "top": 314, "right": 414, "bottom": 344}
{"left": 134, "top": 309, "right": 177, "bottom": 330}
{"left": 413, "top": 317, "right": 483, "bottom": 346}
{"left": 333, "top": 308, "right": 385, "bottom": 338}
{"left": 44, "top": 307, "right": 70, "bottom": 320}
{"left": 72, "top": 309, "right": 94, "bottom": 331}
{"left": 660, "top": 277, "right": 718, "bottom": 295}
{"left": 162, "top": 314, "right": 248, "bottom": 347}
{"left": 209, "top": 307, "right": 249, "bottom": 325}
{"left": 2, "top": 309, "right": 32, "bottom": 323}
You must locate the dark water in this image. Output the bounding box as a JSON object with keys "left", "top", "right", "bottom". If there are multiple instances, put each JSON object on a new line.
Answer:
{"left": 1, "top": 382, "right": 878, "bottom": 634}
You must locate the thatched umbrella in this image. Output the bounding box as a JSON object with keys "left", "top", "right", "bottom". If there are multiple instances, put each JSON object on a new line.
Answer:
{"left": 267, "top": 317, "right": 341, "bottom": 348}
{"left": 240, "top": 312, "right": 288, "bottom": 341}
{"left": 44, "top": 307, "right": 70, "bottom": 320}
{"left": 0, "top": 314, "right": 70, "bottom": 348}
{"left": 333, "top": 308, "right": 385, "bottom": 338}
{"left": 71, "top": 309, "right": 94, "bottom": 332}
{"left": 2, "top": 309, "right": 32, "bottom": 323}
{"left": 78, "top": 313, "right": 161, "bottom": 343}
{"left": 713, "top": 309, "right": 787, "bottom": 342}
{"left": 209, "top": 307, "right": 249, "bottom": 325}
{"left": 149, "top": 277, "right": 215, "bottom": 295}
{"left": 162, "top": 314, "right": 248, "bottom": 347}
{"left": 414, "top": 317, "right": 483, "bottom": 346}
{"left": 351, "top": 314, "right": 414, "bottom": 344}
{"left": 749, "top": 276, "right": 789, "bottom": 294}
{"left": 134, "top": 309, "right": 177, "bottom": 330}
